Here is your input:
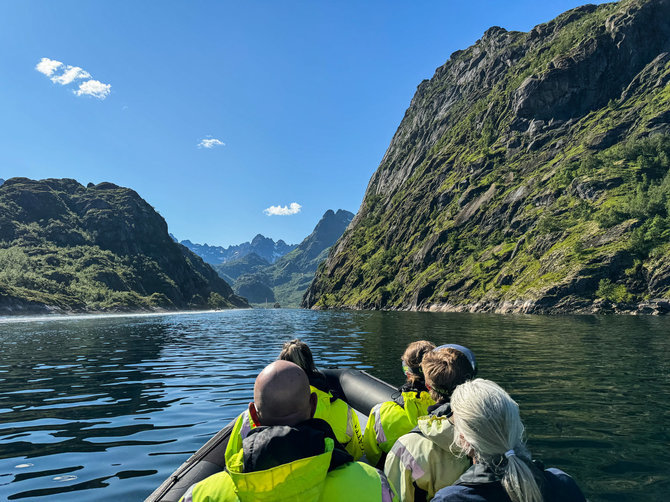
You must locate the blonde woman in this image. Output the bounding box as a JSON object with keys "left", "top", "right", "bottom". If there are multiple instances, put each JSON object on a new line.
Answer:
{"left": 433, "top": 379, "right": 585, "bottom": 502}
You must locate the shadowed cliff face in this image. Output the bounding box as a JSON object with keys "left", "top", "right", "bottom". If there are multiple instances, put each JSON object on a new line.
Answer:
{"left": 0, "top": 178, "right": 249, "bottom": 314}
{"left": 305, "top": 0, "right": 670, "bottom": 314}
{"left": 217, "top": 209, "right": 354, "bottom": 306}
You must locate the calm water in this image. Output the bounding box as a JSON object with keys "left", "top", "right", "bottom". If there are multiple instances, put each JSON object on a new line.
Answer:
{"left": 0, "top": 309, "right": 668, "bottom": 501}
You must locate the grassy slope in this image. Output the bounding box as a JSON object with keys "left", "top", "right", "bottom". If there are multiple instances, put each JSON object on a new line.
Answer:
{"left": 306, "top": 0, "right": 670, "bottom": 312}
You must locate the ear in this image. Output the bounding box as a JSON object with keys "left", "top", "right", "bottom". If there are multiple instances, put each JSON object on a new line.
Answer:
{"left": 249, "top": 402, "right": 260, "bottom": 426}
{"left": 309, "top": 392, "right": 318, "bottom": 418}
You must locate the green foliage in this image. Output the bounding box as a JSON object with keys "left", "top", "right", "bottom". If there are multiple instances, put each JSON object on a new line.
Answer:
{"left": 0, "top": 178, "right": 246, "bottom": 313}
{"left": 305, "top": 1, "right": 670, "bottom": 310}
{"left": 596, "top": 279, "right": 634, "bottom": 303}
{"left": 207, "top": 292, "right": 229, "bottom": 309}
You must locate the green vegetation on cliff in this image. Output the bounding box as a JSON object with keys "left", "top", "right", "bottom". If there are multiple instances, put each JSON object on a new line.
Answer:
{"left": 304, "top": 0, "right": 670, "bottom": 314}
{"left": 0, "top": 178, "right": 249, "bottom": 314}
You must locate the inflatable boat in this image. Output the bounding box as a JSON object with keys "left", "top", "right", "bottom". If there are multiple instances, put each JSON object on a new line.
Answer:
{"left": 145, "top": 368, "right": 397, "bottom": 502}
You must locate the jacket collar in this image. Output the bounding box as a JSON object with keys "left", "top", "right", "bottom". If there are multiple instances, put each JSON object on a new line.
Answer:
{"left": 455, "top": 463, "right": 500, "bottom": 486}
{"left": 428, "top": 401, "right": 451, "bottom": 416}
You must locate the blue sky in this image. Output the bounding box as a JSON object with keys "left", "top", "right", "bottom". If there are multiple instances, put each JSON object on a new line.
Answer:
{"left": 0, "top": 0, "right": 608, "bottom": 247}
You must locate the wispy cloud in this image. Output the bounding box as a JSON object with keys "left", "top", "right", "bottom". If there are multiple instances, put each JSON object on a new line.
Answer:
{"left": 74, "top": 80, "right": 111, "bottom": 99}
{"left": 198, "top": 137, "right": 225, "bottom": 149}
{"left": 35, "top": 57, "right": 111, "bottom": 100}
{"left": 52, "top": 66, "right": 91, "bottom": 85}
{"left": 264, "top": 202, "right": 302, "bottom": 216}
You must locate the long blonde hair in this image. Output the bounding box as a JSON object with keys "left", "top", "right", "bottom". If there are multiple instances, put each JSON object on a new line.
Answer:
{"left": 451, "top": 379, "right": 543, "bottom": 502}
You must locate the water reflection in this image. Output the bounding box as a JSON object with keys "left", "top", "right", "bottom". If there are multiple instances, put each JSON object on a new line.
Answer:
{"left": 0, "top": 310, "right": 668, "bottom": 501}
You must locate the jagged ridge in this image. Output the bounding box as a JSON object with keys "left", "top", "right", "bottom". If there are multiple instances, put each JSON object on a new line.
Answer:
{"left": 227, "top": 209, "right": 354, "bottom": 306}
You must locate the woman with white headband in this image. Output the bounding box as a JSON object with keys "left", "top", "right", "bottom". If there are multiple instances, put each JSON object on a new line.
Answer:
{"left": 433, "top": 379, "right": 585, "bottom": 502}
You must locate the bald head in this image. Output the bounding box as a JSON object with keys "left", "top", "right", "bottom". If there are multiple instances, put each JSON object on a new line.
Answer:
{"left": 252, "top": 360, "right": 313, "bottom": 426}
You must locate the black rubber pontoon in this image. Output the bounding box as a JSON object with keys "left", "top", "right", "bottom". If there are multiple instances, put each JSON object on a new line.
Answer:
{"left": 145, "top": 368, "right": 397, "bottom": 502}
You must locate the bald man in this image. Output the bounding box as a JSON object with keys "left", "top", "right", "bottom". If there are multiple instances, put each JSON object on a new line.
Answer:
{"left": 248, "top": 360, "right": 317, "bottom": 427}
{"left": 181, "top": 361, "right": 397, "bottom": 502}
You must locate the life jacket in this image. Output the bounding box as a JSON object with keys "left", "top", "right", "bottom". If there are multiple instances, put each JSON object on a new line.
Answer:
{"left": 362, "top": 388, "right": 435, "bottom": 467}
{"left": 182, "top": 420, "right": 396, "bottom": 502}
{"left": 384, "top": 402, "right": 469, "bottom": 502}
{"left": 310, "top": 383, "right": 364, "bottom": 460}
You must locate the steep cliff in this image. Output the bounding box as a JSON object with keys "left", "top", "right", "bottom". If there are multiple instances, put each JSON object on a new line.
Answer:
{"left": 0, "top": 178, "right": 249, "bottom": 314}
{"left": 304, "top": 0, "right": 670, "bottom": 314}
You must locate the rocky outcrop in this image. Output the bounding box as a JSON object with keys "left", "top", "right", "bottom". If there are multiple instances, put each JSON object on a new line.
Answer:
{"left": 304, "top": 0, "right": 670, "bottom": 314}
{"left": 0, "top": 178, "right": 249, "bottom": 314}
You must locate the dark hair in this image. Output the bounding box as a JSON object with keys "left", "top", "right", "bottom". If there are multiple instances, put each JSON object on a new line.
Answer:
{"left": 402, "top": 340, "right": 436, "bottom": 385}
{"left": 278, "top": 339, "right": 319, "bottom": 378}
{"left": 421, "top": 347, "right": 475, "bottom": 402}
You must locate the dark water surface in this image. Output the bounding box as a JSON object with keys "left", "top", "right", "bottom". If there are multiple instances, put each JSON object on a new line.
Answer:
{"left": 0, "top": 309, "right": 668, "bottom": 501}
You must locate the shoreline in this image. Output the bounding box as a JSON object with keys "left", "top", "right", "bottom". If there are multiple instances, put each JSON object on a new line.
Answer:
{"left": 0, "top": 308, "right": 252, "bottom": 324}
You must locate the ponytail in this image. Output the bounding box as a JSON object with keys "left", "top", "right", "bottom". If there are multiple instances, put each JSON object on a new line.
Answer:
{"left": 501, "top": 449, "right": 543, "bottom": 502}
{"left": 451, "top": 379, "right": 544, "bottom": 502}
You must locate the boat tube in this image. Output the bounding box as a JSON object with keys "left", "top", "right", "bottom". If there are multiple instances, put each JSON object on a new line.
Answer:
{"left": 145, "top": 368, "right": 397, "bottom": 502}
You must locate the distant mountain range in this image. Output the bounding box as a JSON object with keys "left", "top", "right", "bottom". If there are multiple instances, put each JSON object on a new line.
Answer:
{"left": 179, "top": 234, "right": 297, "bottom": 265}
{"left": 0, "top": 178, "right": 249, "bottom": 314}
{"left": 217, "top": 209, "right": 354, "bottom": 306}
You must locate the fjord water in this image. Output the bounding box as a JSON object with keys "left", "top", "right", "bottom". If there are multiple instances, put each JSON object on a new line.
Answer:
{"left": 0, "top": 310, "right": 668, "bottom": 501}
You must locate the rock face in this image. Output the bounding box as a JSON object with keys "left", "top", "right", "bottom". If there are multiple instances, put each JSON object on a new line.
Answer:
{"left": 227, "top": 209, "right": 354, "bottom": 306}
{"left": 304, "top": 0, "right": 670, "bottom": 314}
{"left": 180, "top": 234, "right": 297, "bottom": 265}
{"left": 0, "top": 178, "right": 249, "bottom": 314}
{"left": 214, "top": 252, "right": 271, "bottom": 284}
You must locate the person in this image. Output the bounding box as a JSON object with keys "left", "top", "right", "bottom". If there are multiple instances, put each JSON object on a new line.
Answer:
{"left": 225, "top": 339, "right": 364, "bottom": 464}
{"left": 279, "top": 338, "right": 364, "bottom": 460}
{"left": 181, "top": 360, "right": 397, "bottom": 502}
{"left": 432, "top": 378, "right": 586, "bottom": 502}
{"left": 384, "top": 344, "right": 477, "bottom": 502}
{"left": 362, "top": 340, "right": 436, "bottom": 467}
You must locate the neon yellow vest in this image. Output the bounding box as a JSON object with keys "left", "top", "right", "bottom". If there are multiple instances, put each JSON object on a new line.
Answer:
{"left": 311, "top": 386, "right": 364, "bottom": 460}
{"left": 362, "top": 390, "right": 435, "bottom": 466}
{"left": 183, "top": 437, "right": 397, "bottom": 502}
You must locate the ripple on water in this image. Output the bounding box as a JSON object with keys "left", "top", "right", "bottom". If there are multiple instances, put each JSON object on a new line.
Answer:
{"left": 0, "top": 309, "right": 668, "bottom": 502}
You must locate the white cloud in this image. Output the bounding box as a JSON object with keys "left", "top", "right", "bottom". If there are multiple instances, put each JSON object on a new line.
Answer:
{"left": 36, "top": 58, "right": 63, "bottom": 76}
{"left": 36, "top": 57, "right": 111, "bottom": 99}
{"left": 198, "top": 137, "right": 225, "bottom": 149}
{"left": 74, "top": 80, "right": 111, "bottom": 99}
{"left": 51, "top": 65, "right": 91, "bottom": 85}
{"left": 264, "top": 202, "right": 302, "bottom": 216}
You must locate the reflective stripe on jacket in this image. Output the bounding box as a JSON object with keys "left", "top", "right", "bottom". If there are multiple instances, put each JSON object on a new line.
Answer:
{"left": 311, "top": 385, "right": 364, "bottom": 460}
{"left": 223, "top": 410, "right": 257, "bottom": 468}
{"left": 363, "top": 390, "right": 435, "bottom": 466}
{"left": 383, "top": 413, "right": 469, "bottom": 502}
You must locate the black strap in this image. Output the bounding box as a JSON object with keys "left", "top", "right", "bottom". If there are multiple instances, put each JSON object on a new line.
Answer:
{"left": 413, "top": 481, "right": 428, "bottom": 502}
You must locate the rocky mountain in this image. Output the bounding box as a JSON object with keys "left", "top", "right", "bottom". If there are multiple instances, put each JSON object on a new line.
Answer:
{"left": 214, "top": 252, "right": 271, "bottom": 284}
{"left": 228, "top": 209, "right": 354, "bottom": 306}
{"left": 0, "top": 179, "right": 5, "bottom": 186}
{"left": 304, "top": 0, "right": 670, "bottom": 315}
{"left": 0, "top": 178, "right": 249, "bottom": 314}
{"left": 180, "top": 234, "right": 296, "bottom": 265}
